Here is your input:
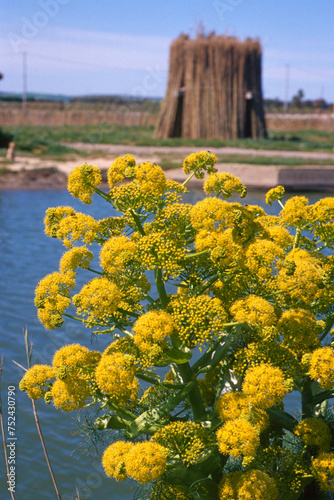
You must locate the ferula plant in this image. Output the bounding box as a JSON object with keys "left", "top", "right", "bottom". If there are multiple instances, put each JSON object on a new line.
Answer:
{"left": 20, "top": 151, "right": 334, "bottom": 500}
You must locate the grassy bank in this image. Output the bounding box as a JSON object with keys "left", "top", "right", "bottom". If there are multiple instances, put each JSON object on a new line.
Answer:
{"left": 2, "top": 125, "right": 334, "bottom": 166}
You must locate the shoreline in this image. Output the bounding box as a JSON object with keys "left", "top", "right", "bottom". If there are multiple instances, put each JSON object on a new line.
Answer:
{"left": 1, "top": 145, "right": 334, "bottom": 191}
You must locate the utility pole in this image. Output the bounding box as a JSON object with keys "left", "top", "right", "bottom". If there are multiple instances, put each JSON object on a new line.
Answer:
{"left": 283, "top": 64, "right": 290, "bottom": 113}
{"left": 22, "top": 51, "right": 27, "bottom": 114}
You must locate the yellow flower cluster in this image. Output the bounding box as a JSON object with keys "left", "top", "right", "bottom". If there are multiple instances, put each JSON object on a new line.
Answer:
{"left": 107, "top": 154, "right": 136, "bottom": 187}
{"left": 281, "top": 196, "right": 309, "bottom": 227}
{"left": 204, "top": 172, "right": 247, "bottom": 198}
{"left": 218, "top": 469, "right": 279, "bottom": 500}
{"left": 34, "top": 271, "right": 75, "bottom": 329}
{"left": 133, "top": 310, "right": 176, "bottom": 353}
{"left": 100, "top": 235, "right": 137, "bottom": 275}
{"left": 277, "top": 248, "right": 323, "bottom": 308}
{"left": 95, "top": 352, "right": 138, "bottom": 404}
{"left": 277, "top": 309, "right": 321, "bottom": 356}
{"left": 230, "top": 295, "right": 277, "bottom": 328}
{"left": 265, "top": 185, "right": 285, "bottom": 206}
{"left": 295, "top": 418, "right": 331, "bottom": 452}
{"left": 309, "top": 346, "right": 334, "bottom": 389}
{"left": 73, "top": 277, "right": 123, "bottom": 327}
{"left": 68, "top": 163, "right": 101, "bottom": 204}
{"left": 134, "top": 161, "right": 167, "bottom": 194}
{"left": 311, "top": 452, "right": 334, "bottom": 492}
{"left": 242, "top": 363, "right": 288, "bottom": 409}
{"left": 44, "top": 206, "right": 75, "bottom": 238}
{"left": 245, "top": 239, "right": 284, "bottom": 281}
{"left": 216, "top": 418, "right": 260, "bottom": 458}
{"left": 233, "top": 339, "right": 302, "bottom": 380}
{"left": 59, "top": 246, "right": 94, "bottom": 277}
{"left": 190, "top": 197, "right": 232, "bottom": 231}
{"left": 51, "top": 377, "right": 91, "bottom": 411}
{"left": 216, "top": 390, "right": 270, "bottom": 432}
{"left": 182, "top": 151, "right": 217, "bottom": 179}
{"left": 19, "top": 365, "right": 55, "bottom": 399}
{"left": 169, "top": 294, "right": 227, "bottom": 347}
{"left": 20, "top": 344, "right": 101, "bottom": 410}
{"left": 102, "top": 441, "right": 133, "bottom": 481}
{"left": 153, "top": 421, "right": 215, "bottom": 466}
{"left": 102, "top": 440, "right": 168, "bottom": 484}
{"left": 55, "top": 212, "right": 99, "bottom": 248}
{"left": 137, "top": 230, "right": 185, "bottom": 275}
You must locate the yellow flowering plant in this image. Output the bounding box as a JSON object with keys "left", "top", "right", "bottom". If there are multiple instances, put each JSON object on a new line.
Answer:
{"left": 20, "top": 152, "right": 334, "bottom": 499}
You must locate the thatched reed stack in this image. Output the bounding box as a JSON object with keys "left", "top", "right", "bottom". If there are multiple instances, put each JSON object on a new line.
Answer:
{"left": 155, "top": 34, "right": 267, "bottom": 140}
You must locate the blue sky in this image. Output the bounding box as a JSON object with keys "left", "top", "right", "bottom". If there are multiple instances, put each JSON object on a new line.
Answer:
{"left": 1, "top": 0, "right": 334, "bottom": 101}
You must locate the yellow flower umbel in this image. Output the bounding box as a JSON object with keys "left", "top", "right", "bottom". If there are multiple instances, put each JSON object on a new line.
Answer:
{"left": 102, "top": 441, "right": 134, "bottom": 481}
{"left": 56, "top": 212, "right": 99, "bottom": 248}
{"left": 312, "top": 453, "right": 334, "bottom": 492}
{"left": 133, "top": 310, "right": 176, "bottom": 365}
{"left": 44, "top": 206, "right": 75, "bottom": 238}
{"left": 242, "top": 363, "right": 288, "bottom": 409}
{"left": 68, "top": 163, "right": 102, "bottom": 204}
{"left": 169, "top": 294, "right": 227, "bottom": 348}
{"left": 52, "top": 344, "right": 90, "bottom": 378}
{"left": 51, "top": 377, "right": 91, "bottom": 411}
{"left": 190, "top": 197, "right": 232, "bottom": 231}
{"left": 95, "top": 352, "right": 138, "bottom": 405}
{"left": 124, "top": 441, "right": 168, "bottom": 484}
{"left": 230, "top": 295, "right": 277, "bottom": 328}
{"left": 72, "top": 277, "right": 123, "bottom": 327}
{"left": 309, "top": 346, "right": 334, "bottom": 389}
{"left": 34, "top": 271, "right": 75, "bottom": 329}
{"left": 215, "top": 392, "right": 250, "bottom": 421}
{"left": 244, "top": 239, "right": 284, "bottom": 281}
{"left": 280, "top": 196, "right": 309, "bottom": 228}
{"left": 182, "top": 151, "right": 217, "bottom": 179}
{"left": 216, "top": 419, "right": 260, "bottom": 458}
{"left": 219, "top": 470, "right": 279, "bottom": 500}
{"left": 294, "top": 418, "right": 331, "bottom": 452}
{"left": 265, "top": 185, "right": 285, "bottom": 207}
{"left": 153, "top": 421, "right": 215, "bottom": 466}
{"left": 204, "top": 172, "right": 247, "bottom": 198}
{"left": 276, "top": 248, "right": 324, "bottom": 308}
{"left": 59, "top": 246, "right": 94, "bottom": 277}
{"left": 277, "top": 309, "right": 321, "bottom": 356}
{"left": 19, "top": 365, "right": 55, "bottom": 399}
{"left": 107, "top": 154, "right": 136, "bottom": 188}
{"left": 100, "top": 235, "right": 137, "bottom": 275}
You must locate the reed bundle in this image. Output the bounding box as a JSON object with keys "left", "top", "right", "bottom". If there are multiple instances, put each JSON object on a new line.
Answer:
{"left": 155, "top": 34, "right": 267, "bottom": 139}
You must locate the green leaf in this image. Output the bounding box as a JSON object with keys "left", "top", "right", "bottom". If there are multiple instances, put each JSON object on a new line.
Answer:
{"left": 94, "top": 414, "right": 133, "bottom": 430}
{"left": 267, "top": 408, "right": 298, "bottom": 432}
{"left": 165, "top": 345, "right": 192, "bottom": 364}
{"left": 124, "top": 381, "right": 194, "bottom": 438}
{"left": 189, "top": 478, "right": 219, "bottom": 500}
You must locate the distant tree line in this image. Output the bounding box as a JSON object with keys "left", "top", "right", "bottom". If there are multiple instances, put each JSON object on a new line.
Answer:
{"left": 265, "top": 89, "right": 333, "bottom": 113}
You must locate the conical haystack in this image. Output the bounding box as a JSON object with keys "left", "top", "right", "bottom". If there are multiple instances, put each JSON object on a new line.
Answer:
{"left": 155, "top": 34, "right": 267, "bottom": 140}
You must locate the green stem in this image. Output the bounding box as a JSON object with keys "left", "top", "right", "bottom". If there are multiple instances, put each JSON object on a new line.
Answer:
{"left": 293, "top": 227, "right": 302, "bottom": 249}
{"left": 175, "top": 362, "right": 206, "bottom": 421}
{"left": 182, "top": 170, "right": 196, "bottom": 186}
{"left": 86, "top": 267, "right": 103, "bottom": 276}
{"left": 92, "top": 184, "right": 113, "bottom": 203}
{"left": 184, "top": 250, "right": 209, "bottom": 260}
{"left": 154, "top": 268, "right": 169, "bottom": 308}
{"left": 129, "top": 209, "right": 146, "bottom": 236}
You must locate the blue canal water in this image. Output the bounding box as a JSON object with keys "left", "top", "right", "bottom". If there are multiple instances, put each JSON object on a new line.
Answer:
{"left": 0, "top": 188, "right": 325, "bottom": 499}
